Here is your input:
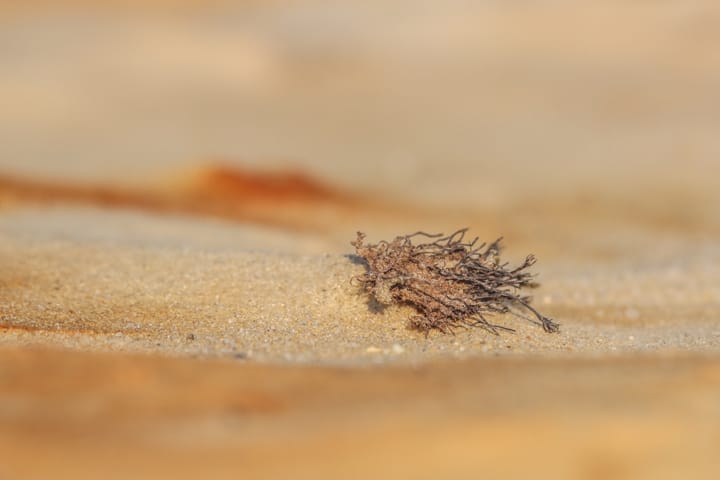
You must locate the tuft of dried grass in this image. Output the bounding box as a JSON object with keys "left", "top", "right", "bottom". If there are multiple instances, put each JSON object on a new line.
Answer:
{"left": 351, "top": 229, "right": 559, "bottom": 335}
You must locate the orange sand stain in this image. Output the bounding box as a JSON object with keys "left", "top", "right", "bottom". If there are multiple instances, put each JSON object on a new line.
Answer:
{"left": 194, "top": 166, "right": 346, "bottom": 203}
{"left": 0, "top": 165, "right": 357, "bottom": 230}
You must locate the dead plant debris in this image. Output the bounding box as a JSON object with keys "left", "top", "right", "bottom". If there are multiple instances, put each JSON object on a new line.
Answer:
{"left": 351, "top": 229, "right": 559, "bottom": 335}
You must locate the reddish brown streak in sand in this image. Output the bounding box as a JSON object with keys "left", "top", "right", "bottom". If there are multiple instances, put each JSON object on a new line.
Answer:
{"left": 196, "top": 166, "right": 345, "bottom": 203}
{"left": 0, "top": 166, "right": 356, "bottom": 230}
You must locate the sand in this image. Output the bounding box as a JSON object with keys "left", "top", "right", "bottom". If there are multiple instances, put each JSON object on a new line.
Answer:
{"left": 1, "top": 206, "right": 720, "bottom": 364}
{"left": 2, "top": 1, "right": 720, "bottom": 478}
{"left": 2, "top": 348, "right": 720, "bottom": 480}
{"left": 2, "top": 198, "right": 719, "bottom": 479}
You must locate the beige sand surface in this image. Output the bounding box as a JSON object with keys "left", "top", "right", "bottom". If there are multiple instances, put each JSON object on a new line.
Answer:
{"left": 2, "top": 1, "right": 720, "bottom": 478}
{"left": 1, "top": 196, "right": 719, "bottom": 478}
{"left": 2, "top": 347, "right": 720, "bottom": 480}
{"left": 1, "top": 206, "right": 719, "bottom": 364}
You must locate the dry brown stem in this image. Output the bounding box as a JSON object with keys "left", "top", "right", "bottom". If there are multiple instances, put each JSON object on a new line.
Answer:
{"left": 351, "top": 229, "right": 559, "bottom": 335}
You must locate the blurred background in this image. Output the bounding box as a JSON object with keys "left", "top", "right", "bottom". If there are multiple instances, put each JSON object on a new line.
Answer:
{"left": 1, "top": 0, "right": 720, "bottom": 267}
{"left": 3, "top": 0, "right": 720, "bottom": 202}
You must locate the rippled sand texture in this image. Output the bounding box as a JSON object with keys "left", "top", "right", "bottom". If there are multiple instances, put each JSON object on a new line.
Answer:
{"left": 2, "top": 1, "right": 720, "bottom": 479}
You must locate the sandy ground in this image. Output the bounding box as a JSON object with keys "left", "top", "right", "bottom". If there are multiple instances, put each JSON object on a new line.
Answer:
{"left": 2, "top": 1, "right": 720, "bottom": 478}
{"left": 1, "top": 206, "right": 720, "bottom": 364}
{"left": 2, "top": 348, "right": 720, "bottom": 480}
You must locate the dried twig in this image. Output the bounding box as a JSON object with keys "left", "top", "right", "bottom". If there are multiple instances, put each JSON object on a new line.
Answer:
{"left": 351, "top": 229, "right": 559, "bottom": 335}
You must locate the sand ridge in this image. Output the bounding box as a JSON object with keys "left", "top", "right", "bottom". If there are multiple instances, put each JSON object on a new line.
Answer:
{"left": 1, "top": 208, "right": 719, "bottom": 365}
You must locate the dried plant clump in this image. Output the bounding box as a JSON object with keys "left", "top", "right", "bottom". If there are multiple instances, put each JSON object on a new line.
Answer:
{"left": 351, "top": 229, "right": 559, "bottom": 335}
